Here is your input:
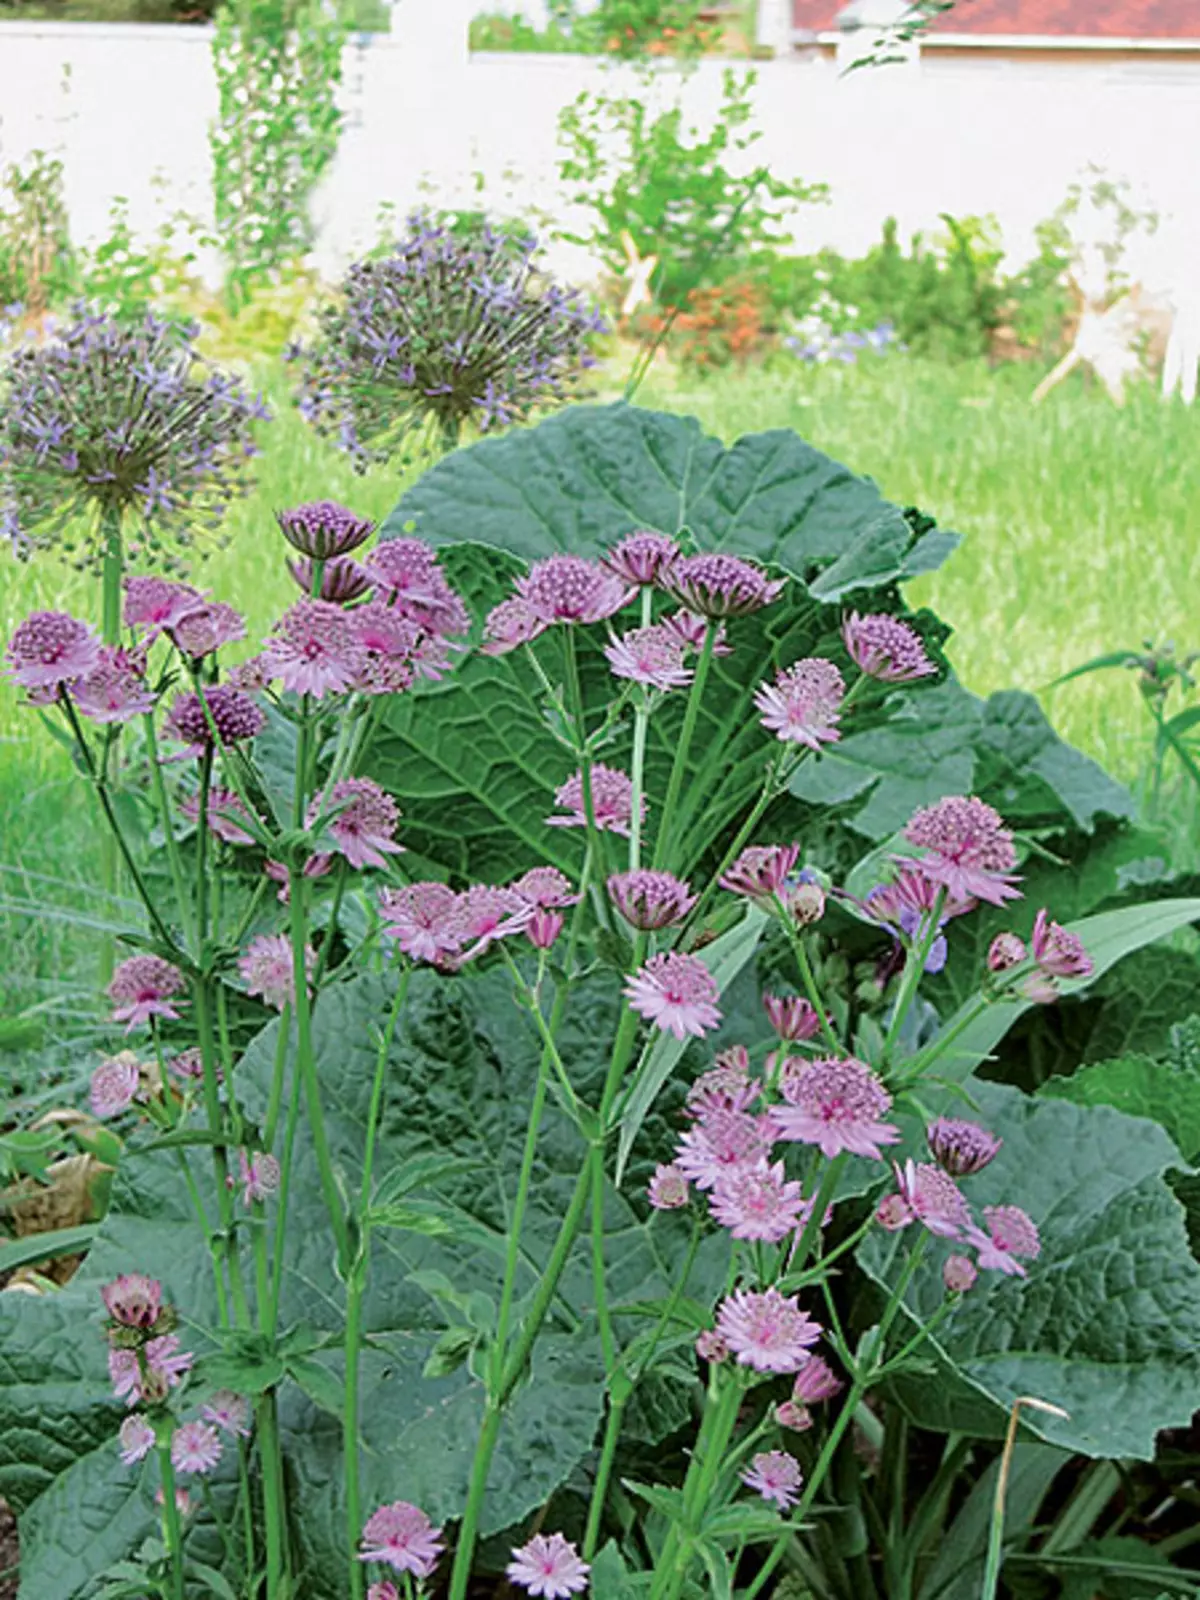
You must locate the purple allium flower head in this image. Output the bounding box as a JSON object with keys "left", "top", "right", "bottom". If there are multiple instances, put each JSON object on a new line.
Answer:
{"left": 237, "top": 1149, "right": 281, "bottom": 1206}
{"left": 675, "top": 1107, "right": 772, "bottom": 1190}
{"left": 720, "top": 843, "right": 800, "bottom": 902}
{"left": 607, "top": 869, "right": 696, "bottom": 930}
{"left": 715, "top": 1286, "right": 822, "bottom": 1373}
{"left": 277, "top": 500, "right": 375, "bottom": 560}
{"left": 171, "top": 1421, "right": 222, "bottom": 1477}
{"left": 358, "top": 1501, "right": 444, "bottom": 1578}
{"left": 842, "top": 612, "right": 936, "bottom": 683}
{"left": 71, "top": 646, "right": 156, "bottom": 724}
{"left": 966, "top": 1205, "right": 1041, "bottom": 1277}
{"left": 928, "top": 1117, "right": 1002, "bottom": 1177}
{"left": 763, "top": 993, "right": 822, "bottom": 1043}
{"left": 625, "top": 951, "right": 721, "bottom": 1040}
{"left": 770, "top": 1056, "right": 899, "bottom": 1161}
{"left": 663, "top": 553, "right": 786, "bottom": 619}
{"left": 108, "top": 955, "right": 186, "bottom": 1030}
{"left": 506, "top": 1532, "right": 590, "bottom": 1598}
{"left": 101, "top": 1273, "right": 163, "bottom": 1330}
{"left": 262, "top": 599, "right": 362, "bottom": 699}
{"left": 602, "top": 529, "right": 680, "bottom": 587}
{"left": 6, "top": 611, "right": 102, "bottom": 691}
{"left": 755, "top": 658, "right": 845, "bottom": 749}
{"left": 517, "top": 554, "right": 632, "bottom": 627}
{"left": 901, "top": 796, "right": 1020, "bottom": 907}
{"left": 648, "top": 1162, "right": 689, "bottom": 1209}
{"left": 180, "top": 787, "right": 258, "bottom": 847}
{"left": 170, "top": 601, "right": 246, "bottom": 660}
{"left": 604, "top": 623, "right": 692, "bottom": 690}
{"left": 202, "top": 1391, "right": 252, "bottom": 1437}
{"left": 742, "top": 1450, "right": 802, "bottom": 1510}
{"left": 166, "top": 685, "right": 265, "bottom": 754}
{"left": 943, "top": 1254, "right": 978, "bottom": 1293}
{"left": 547, "top": 764, "right": 642, "bottom": 837}
{"left": 123, "top": 576, "right": 205, "bottom": 636}
{"left": 289, "top": 554, "right": 375, "bottom": 604}
{"left": 118, "top": 1414, "right": 156, "bottom": 1465}
{"left": 791, "top": 1353, "right": 843, "bottom": 1405}
{"left": 239, "top": 934, "right": 313, "bottom": 1010}
{"left": 481, "top": 597, "right": 544, "bottom": 656}
{"left": 379, "top": 882, "right": 469, "bottom": 965}
{"left": 892, "top": 1159, "right": 971, "bottom": 1237}
{"left": 363, "top": 540, "right": 469, "bottom": 639}
{"left": 709, "top": 1159, "right": 809, "bottom": 1242}
{"left": 90, "top": 1053, "right": 141, "bottom": 1119}
{"left": 988, "top": 931, "right": 1027, "bottom": 972}
{"left": 309, "top": 777, "right": 403, "bottom": 871}
{"left": 1030, "top": 908, "right": 1093, "bottom": 981}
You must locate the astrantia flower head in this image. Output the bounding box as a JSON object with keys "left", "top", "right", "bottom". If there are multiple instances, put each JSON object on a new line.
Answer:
{"left": 715, "top": 1286, "right": 822, "bottom": 1373}
{"left": 202, "top": 1391, "right": 252, "bottom": 1437}
{"left": 363, "top": 539, "right": 469, "bottom": 639}
{"left": 547, "top": 764, "right": 642, "bottom": 837}
{"left": 607, "top": 869, "right": 696, "bottom": 930}
{"left": 770, "top": 1055, "right": 899, "bottom": 1161}
{"left": 791, "top": 1353, "right": 843, "bottom": 1405}
{"left": 358, "top": 1500, "right": 444, "bottom": 1578}
{"left": 648, "top": 1162, "right": 690, "bottom": 1209}
{"left": 988, "top": 931, "right": 1027, "bottom": 972}
{"left": 842, "top": 612, "right": 936, "bottom": 683}
{"left": 101, "top": 1273, "right": 163, "bottom": 1330}
{"left": 368, "top": 1585, "right": 400, "bottom": 1600}
{"left": 661, "top": 608, "right": 732, "bottom": 656}
{"left": 112, "top": 1333, "right": 193, "bottom": 1406}
{"left": 967, "top": 1205, "right": 1041, "bottom": 1277}
{"left": 379, "top": 882, "right": 469, "bottom": 965}
{"left": 603, "top": 528, "right": 679, "bottom": 586}
{"left": 695, "top": 1329, "right": 730, "bottom": 1363}
{"left": 944, "top": 1254, "right": 978, "bottom": 1293}
{"left": 289, "top": 554, "right": 374, "bottom": 604}
{"left": 6, "top": 611, "right": 102, "bottom": 691}
{"left": 720, "top": 843, "right": 800, "bottom": 903}
{"left": 754, "top": 658, "right": 845, "bottom": 749}
{"left": 237, "top": 1149, "right": 281, "bottom": 1206}
{"left": 239, "top": 934, "right": 314, "bottom": 1010}
{"left": 123, "top": 576, "right": 206, "bottom": 636}
{"left": 1030, "top": 908, "right": 1093, "bottom": 981}
{"left": 170, "top": 601, "right": 246, "bottom": 661}
{"left": 90, "top": 1053, "right": 141, "bottom": 1119}
{"left": 901, "top": 795, "right": 1020, "bottom": 907}
{"left": 108, "top": 955, "right": 186, "bottom": 1030}
{"left": 891, "top": 1159, "right": 971, "bottom": 1238}
{"left": 262, "top": 599, "right": 362, "bottom": 699}
{"left": 675, "top": 1108, "right": 771, "bottom": 1190}
{"left": 507, "top": 1532, "right": 590, "bottom": 1598}
{"left": 118, "top": 1413, "right": 156, "bottom": 1465}
{"left": 710, "top": 1159, "right": 809, "bottom": 1242}
{"left": 481, "top": 597, "right": 544, "bottom": 656}
{"left": 928, "top": 1117, "right": 1002, "bottom": 1177}
{"left": 685, "top": 1053, "right": 760, "bottom": 1120}
{"left": 510, "top": 866, "right": 580, "bottom": 909}
{"left": 742, "top": 1450, "right": 802, "bottom": 1510}
{"left": 71, "top": 647, "right": 156, "bottom": 725}
{"left": 518, "top": 554, "right": 632, "bottom": 626}
{"left": 664, "top": 552, "right": 786, "bottom": 618}
{"left": 604, "top": 624, "right": 692, "bottom": 691}
{"left": 166, "top": 685, "right": 265, "bottom": 755}
{"left": 763, "top": 992, "right": 821, "bottom": 1042}
{"left": 180, "top": 787, "right": 258, "bottom": 847}
{"left": 625, "top": 951, "right": 721, "bottom": 1039}
{"left": 309, "top": 778, "right": 403, "bottom": 870}
{"left": 1, "top": 308, "right": 264, "bottom": 563}
{"left": 171, "top": 1421, "right": 222, "bottom": 1477}
{"left": 277, "top": 500, "right": 375, "bottom": 560}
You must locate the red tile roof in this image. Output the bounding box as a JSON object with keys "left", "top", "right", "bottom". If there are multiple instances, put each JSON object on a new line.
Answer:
{"left": 791, "top": 0, "right": 1200, "bottom": 37}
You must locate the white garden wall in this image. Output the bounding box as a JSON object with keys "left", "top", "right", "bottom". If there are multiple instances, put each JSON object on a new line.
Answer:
{"left": 0, "top": 0, "right": 1197, "bottom": 286}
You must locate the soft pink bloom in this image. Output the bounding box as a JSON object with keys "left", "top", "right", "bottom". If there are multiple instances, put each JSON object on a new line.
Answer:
{"left": 527, "top": 907, "right": 564, "bottom": 950}
{"left": 944, "top": 1254, "right": 978, "bottom": 1293}
{"left": 310, "top": 778, "right": 403, "bottom": 870}
{"left": 379, "top": 882, "right": 469, "bottom": 965}
{"left": 358, "top": 1502, "right": 444, "bottom": 1578}
{"left": 603, "top": 529, "right": 680, "bottom": 587}
{"left": 290, "top": 554, "right": 374, "bottom": 604}
{"left": 901, "top": 796, "right": 1021, "bottom": 907}
{"left": 506, "top": 1532, "right": 590, "bottom": 1598}
{"left": 741, "top": 1449, "right": 802, "bottom": 1510}
{"left": 1030, "top": 908, "right": 1093, "bottom": 981}
{"left": 7, "top": 610, "right": 102, "bottom": 690}
{"left": 966, "top": 1205, "right": 1041, "bottom": 1277}
{"left": 72, "top": 647, "right": 156, "bottom": 724}
{"left": 842, "top": 612, "right": 936, "bottom": 683}
{"left": 171, "top": 1421, "right": 222, "bottom": 1476}
{"left": 145, "top": 1334, "right": 194, "bottom": 1391}
{"left": 715, "top": 1286, "right": 822, "bottom": 1374}
{"left": 90, "top": 1055, "right": 141, "bottom": 1119}
{"left": 608, "top": 869, "right": 695, "bottom": 930}
{"left": 517, "top": 554, "right": 632, "bottom": 626}
{"left": 349, "top": 600, "right": 422, "bottom": 693}
{"left": 763, "top": 993, "right": 821, "bottom": 1043}
{"left": 460, "top": 884, "right": 524, "bottom": 947}
{"left": 695, "top": 1329, "right": 730, "bottom": 1363}
{"left": 775, "top": 1400, "right": 813, "bottom": 1430}
{"left": 547, "top": 765, "right": 642, "bottom": 837}
{"left": 664, "top": 553, "right": 786, "bottom": 618}
{"left": 481, "top": 597, "right": 545, "bottom": 656}
{"left": 625, "top": 951, "right": 721, "bottom": 1040}
{"left": 237, "top": 1149, "right": 281, "bottom": 1206}
{"left": 154, "top": 1486, "right": 194, "bottom": 1517}
{"left": 988, "top": 932, "right": 1027, "bottom": 972}
{"left": 685, "top": 1054, "right": 760, "bottom": 1120}
{"left": 754, "top": 659, "right": 845, "bottom": 749}
{"left": 169, "top": 601, "right": 246, "bottom": 659}
{"left": 890, "top": 1159, "right": 971, "bottom": 1238}
{"left": 660, "top": 609, "right": 732, "bottom": 655}
{"left": 791, "top": 1354, "right": 843, "bottom": 1405}
{"left": 368, "top": 1585, "right": 400, "bottom": 1600}
{"left": 604, "top": 624, "right": 692, "bottom": 690}
{"left": 862, "top": 864, "right": 973, "bottom": 928}
{"left": 202, "top": 1391, "right": 252, "bottom": 1437}
{"left": 676, "top": 1108, "right": 772, "bottom": 1190}
{"left": 108, "top": 1348, "right": 143, "bottom": 1405}
{"left": 927, "top": 1118, "right": 1001, "bottom": 1177}
{"left": 112, "top": 1335, "right": 193, "bottom": 1406}
{"left": 510, "top": 867, "right": 580, "bottom": 910}
{"left": 180, "top": 787, "right": 258, "bottom": 847}
{"left": 770, "top": 1055, "right": 899, "bottom": 1161}
{"left": 709, "top": 1160, "right": 809, "bottom": 1242}
{"left": 647, "top": 1163, "right": 690, "bottom": 1210}
{"left": 277, "top": 500, "right": 375, "bottom": 560}
{"left": 123, "top": 576, "right": 205, "bottom": 636}
{"left": 720, "top": 843, "right": 800, "bottom": 902}
{"left": 364, "top": 539, "right": 468, "bottom": 638}
{"left": 108, "top": 955, "right": 186, "bottom": 1030}
{"left": 168, "top": 1048, "right": 205, "bottom": 1083}
{"left": 166, "top": 685, "right": 266, "bottom": 754}
{"left": 238, "top": 934, "right": 314, "bottom": 1010}
{"left": 118, "top": 1414, "right": 156, "bottom": 1465}
{"left": 263, "top": 599, "right": 362, "bottom": 698}
{"left": 101, "top": 1274, "right": 163, "bottom": 1330}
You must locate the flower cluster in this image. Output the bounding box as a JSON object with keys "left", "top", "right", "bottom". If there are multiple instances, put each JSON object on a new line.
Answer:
{"left": 379, "top": 866, "right": 578, "bottom": 969}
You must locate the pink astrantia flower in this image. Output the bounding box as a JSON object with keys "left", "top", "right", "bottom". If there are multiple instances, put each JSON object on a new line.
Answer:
{"left": 180, "top": 787, "right": 259, "bottom": 847}
{"left": 123, "top": 576, "right": 205, "bottom": 636}
{"left": 202, "top": 1391, "right": 252, "bottom": 1437}
{"left": 347, "top": 600, "right": 422, "bottom": 694}
{"left": 660, "top": 609, "right": 732, "bottom": 656}
{"left": 166, "top": 685, "right": 266, "bottom": 754}
{"left": 685, "top": 1054, "right": 761, "bottom": 1120}
{"left": 602, "top": 529, "right": 680, "bottom": 587}
{"left": 380, "top": 882, "right": 470, "bottom": 965}
{"left": 901, "top": 796, "right": 1021, "bottom": 907}
{"left": 709, "top": 1159, "right": 809, "bottom": 1242}
{"left": 510, "top": 867, "right": 580, "bottom": 911}
{"left": 676, "top": 1109, "right": 772, "bottom": 1191}
{"left": 842, "top": 612, "right": 936, "bottom": 683}
{"left": 170, "top": 601, "right": 246, "bottom": 660}
{"left": 1030, "top": 908, "right": 1093, "bottom": 981}
{"left": 277, "top": 499, "right": 375, "bottom": 560}
{"left": 741, "top": 1449, "right": 802, "bottom": 1510}
{"left": 108, "top": 955, "right": 186, "bottom": 1030}
{"left": 239, "top": 934, "right": 314, "bottom": 1010}
{"left": 112, "top": 1335, "right": 193, "bottom": 1406}
{"left": 101, "top": 1274, "right": 163, "bottom": 1330}
{"left": 108, "top": 1348, "right": 143, "bottom": 1405}
{"left": 625, "top": 951, "right": 721, "bottom": 1040}
{"left": 607, "top": 869, "right": 696, "bottom": 930}
{"left": 547, "top": 765, "right": 642, "bottom": 837}
{"left": 368, "top": 1585, "right": 400, "bottom": 1600}
{"left": 263, "top": 599, "right": 362, "bottom": 698}
{"left": 715, "top": 1286, "right": 822, "bottom": 1374}
{"left": 754, "top": 658, "right": 845, "bottom": 749}
{"left": 966, "top": 1205, "right": 1041, "bottom": 1277}
{"left": 890, "top": 1159, "right": 971, "bottom": 1238}
{"left": 988, "top": 932, "right": 1027, "bottom": 972}
{"left": 481, "top": 597, "right": 545, "bottom": 656}
{"left": 944, "top": 1255, "right": 978, "bottom": 1293}
{"left": 145, "top": 1333, "right": 194, "bottom": 1391}
{"left": 719, "top": 843, "right": 800, "bottom": 902}
{"left": 927, "top": 1117, "right": 1002, "bottom": 1177}
{"left": 775, "top": 1400, "right": 813, "bottom": 1431}
{"left": 90, "top": 1054, "right": 142, "bottom": 1119}
{"left": 237, "top": 1149, "right": 281, "bottom": 1206}
{"left": 290, "top": 554, "right": 374, "bottom": 604}
{"left": 117, "top": 1414, "right": 156, "bottom": 1465}
{"left": 309, "top": 777, "right": 404, "bottom": 870}
{"left": 506, "top": 1532, "right": 591, "bottom": 1598}
{"left": 648, "top": 1162, "right": 690, "bottom": 1209}
{"left": 791, "top": 1353, "right": 843, "bottom": 1405}
{"left": 171, "top": 1421, "right": 222, "bottom": 1476}
{"left": 72, "top": 647, "right": 156, "bottom": 725}
{"left": 695, "top": 1329, "right": 729, "bottom": 1363}
{"left": 168, "top": 1048, "right": 205, "bottom": 1084}
{"left": 7, "top": 610, "right": 102, "bottom": 690}
{"left": 517, "top": 554, "right": 632, "bottom": 626}
{"left": 604, "top": 624, "right": 693, "bottom": 691}
{"left": 763, "top": 993, "right": 821, "bottom": 1043}
{"left": 770, "top": 1055, "right": 899, "bottom": 1161}
{"left": 358, "top": 1502, "right": 445, "bottom": 1578}
{"left": 364, "top": 539, "right": 469, "bottom": 638}
{"left": 664, "top": 553, "right": 786, "bottom": 618}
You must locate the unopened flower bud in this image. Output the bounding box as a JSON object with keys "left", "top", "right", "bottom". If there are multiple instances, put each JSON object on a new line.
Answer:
{"left": 140, "top": 1367, "right": 171, "bottom": 1406}
{"left": 927, "top": 1117, "right": 1001, "bottom": 1177}
{"left": 762, "top": 992, "right": 821, "bottom": 1042}
{"left": 695, "top": 1329, "right": 729, "bottom": 1364}
{"left": 943, "top": 1254, "right": 978, "bottom": 1293}
{"left": 527, "top": 908, "right": 564, "bottom": 950}
{"left": 647, "top": 1163, "right": 689, "bottom": 1210}
{"left": 875, "top": 1194, "right": 913, "bottom": 1231}
{"left": 988, "top": 932, "right": 1026, "bottom": 972}
{"left": 787, "top": 880, "right": 825, "bottom": 926}
{"left": 774, "top": 1400, "right": 813, "bottom": 1431}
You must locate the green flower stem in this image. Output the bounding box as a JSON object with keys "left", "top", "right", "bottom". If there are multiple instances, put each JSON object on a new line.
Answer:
{"left": 156, "top": 1440, "right": 186, "bottom": 1600}
{"left": 678, "top": 778, "right": 775, "bottom": 945}
{"left": 893, "top": 993, "right": 992, "bottom": 1090}
{"left": 772, "top": 897, "right": 840, "bottom": 1053}
{"left": 881, "top": 888, "right": 947, "bottom": 1066}
{"left": 655, "top": 623, "right": 716, "bottom": 872}
{"left": 256, "top": 1390, "right": 288, "bottom": 1598}
{"left": 98, "top": 503, "right": 123, "bottom": 646}
{"left": 502, "top": 951, "right": 582, "bottom": 1120}
{"left": 628, "top": 586, "right": 654, "bottom": 871}
{"left": 650, "top": 1372, "right": 744, "bottom": 1600}
{"left": 267, "top": 1014, "right": 304, "bottom": 1338}
{"left": 262, "top": 1003, "right": 293, "bottom": 1155}
{"left": 562, "top": 628, "right": 610, "bottom": 889}
{"left": 311, "top": 863, "right": 348, "bottom": 989}
{"left": 789, "top": 1152, "right": 846, "bottom": 1281}
{"left": 193, "top": 974, "right": 249, "bottom": 1326}
{"left": 143, "top": 712, "right": 194, "bottom": 952}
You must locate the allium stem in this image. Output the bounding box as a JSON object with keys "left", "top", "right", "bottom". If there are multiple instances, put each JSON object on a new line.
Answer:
{"left": 157, "top": 1439, "right": 186, "bottom": 1600}
{"left": 655, "top": 623, "right": 717, "bottom": 872}
{"left": 99, "top": 504, "right": 124, "bottom": 646}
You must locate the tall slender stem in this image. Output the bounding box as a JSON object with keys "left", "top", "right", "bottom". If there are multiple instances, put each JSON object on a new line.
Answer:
{"left": 97, "top": 504, "right": 123, "bottom": 982}
{"left": 655, "top": 623, "right": 716, "bottom": 871}
{"left": 157, "top": 1440, "right": 186, "bottom": 1600}
{"left": 256, "top": 1391, "right": 288, "bottom": 1597}
{"left": 773, "top": 897, "right": 840, "bottom": 1053}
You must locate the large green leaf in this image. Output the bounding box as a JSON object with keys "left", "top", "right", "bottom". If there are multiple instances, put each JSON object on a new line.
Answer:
{"left": 860, "top": 1082, "right": 1200, "bottom": 1459}
{"left": 1041, "top": 1049, "right": 1200, "bottom": 1163}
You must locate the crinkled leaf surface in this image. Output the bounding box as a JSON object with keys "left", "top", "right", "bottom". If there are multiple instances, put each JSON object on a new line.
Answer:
{"left": 1042, "top": 1048, "right": 1200, "bottom": 1163}
{"left": 859, "top": 1082, "right": 1200, "bottom": 1459}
